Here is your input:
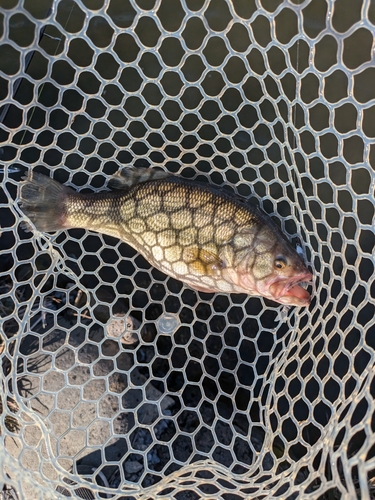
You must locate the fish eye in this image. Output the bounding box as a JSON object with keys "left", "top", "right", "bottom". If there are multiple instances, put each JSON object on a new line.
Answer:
{"left": 274, "top": 256, "right": 287, "bottom": 269}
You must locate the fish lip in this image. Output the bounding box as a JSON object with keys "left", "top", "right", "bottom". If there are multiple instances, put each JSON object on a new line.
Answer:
{"left": 269, "top": 271, "right": 313, "bottom": 302}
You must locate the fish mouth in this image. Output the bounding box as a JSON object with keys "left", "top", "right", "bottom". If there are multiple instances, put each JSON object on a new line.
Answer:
{"left": 269, "top": 272, "right": 313, "bottom": 306}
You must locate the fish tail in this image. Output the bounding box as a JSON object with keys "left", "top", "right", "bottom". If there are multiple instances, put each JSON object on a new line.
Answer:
{"left": 19, "top": 172, "right": 73, "bottom": 232}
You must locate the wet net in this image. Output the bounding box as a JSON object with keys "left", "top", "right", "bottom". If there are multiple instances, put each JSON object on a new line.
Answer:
{"left": 1, "top": 0, "right": 375, "bottom": 498}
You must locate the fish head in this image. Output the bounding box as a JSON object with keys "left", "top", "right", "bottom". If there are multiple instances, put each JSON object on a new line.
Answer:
{"left": 225, "top": 224, "right": 313, "bottom": 307}
{"left": 260, "top": 252, "right": 313, "bottom": 307}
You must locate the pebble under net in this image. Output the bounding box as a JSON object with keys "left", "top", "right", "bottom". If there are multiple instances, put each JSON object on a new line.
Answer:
{"left": 0, "top": 0, "right": 375, "bottom": 499}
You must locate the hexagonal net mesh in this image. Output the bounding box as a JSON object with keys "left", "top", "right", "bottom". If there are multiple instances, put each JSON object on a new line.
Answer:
{"left": 0, "top": 0, "right": 374, "bottom": 498}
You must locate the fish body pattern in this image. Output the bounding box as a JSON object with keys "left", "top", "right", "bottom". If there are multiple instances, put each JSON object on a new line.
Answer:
{"left": 20, "top": 168, "right": 312, "bottom": 306}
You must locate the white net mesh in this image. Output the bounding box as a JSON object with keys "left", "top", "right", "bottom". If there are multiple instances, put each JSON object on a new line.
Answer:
{"left": 1, "top": 0, "right": 375, "bottom": 498}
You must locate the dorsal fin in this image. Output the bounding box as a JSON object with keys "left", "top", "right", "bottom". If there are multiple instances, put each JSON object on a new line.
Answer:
{"left": 108, "top": 167, "right": 172, "bottom": 190}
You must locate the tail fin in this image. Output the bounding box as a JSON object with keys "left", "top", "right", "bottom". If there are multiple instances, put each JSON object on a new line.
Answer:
{"left": 19, "top": 172, "right": 73, "bottom": 232}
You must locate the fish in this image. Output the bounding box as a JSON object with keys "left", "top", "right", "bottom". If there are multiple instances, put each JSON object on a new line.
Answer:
{"left": 19, "top": 167, "right": 312, "bottom": 307}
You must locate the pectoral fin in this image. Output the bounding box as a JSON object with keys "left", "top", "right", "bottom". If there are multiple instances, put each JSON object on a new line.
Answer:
{"left": 183, "top": 247, "right": 225, "bottom": 276}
